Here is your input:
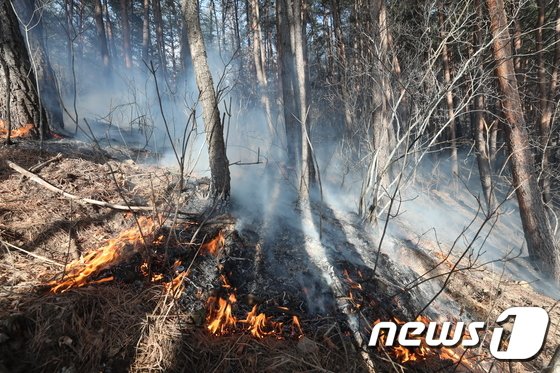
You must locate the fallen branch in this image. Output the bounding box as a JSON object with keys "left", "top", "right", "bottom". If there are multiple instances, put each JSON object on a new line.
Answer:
{"left": 29, "top": 153, "right": 63, "bottom": 173}
{"left": 0, "top": 239, "right": 64, "bottom": 267}
{"left": 7, "top": 161, "right": 154, "bottom": 212}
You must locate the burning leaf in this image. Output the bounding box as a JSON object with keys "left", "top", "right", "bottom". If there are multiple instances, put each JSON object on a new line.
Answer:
{"left": 48, "top": 216, "right": 158, "bottom": 293}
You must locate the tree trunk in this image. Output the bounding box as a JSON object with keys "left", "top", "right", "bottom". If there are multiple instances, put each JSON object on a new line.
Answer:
{"left": 249, "top": 0, "right": 274, "bottom": 133}
{"left": 0, "top": 0, "right": 46, "bottom": 137}
{"left": 120, "top": 0, "right": 132, "bottom": 69}
{"left": 142, "top": 0, "right": 150, "bottom": 62}
{"left": 93, "top": 0, "right": 111, "bottom": 70}
{"left": 486, "top": 0, "right": 560, "bottom": 282}
{"left": 331, "top": 0, "right": 353, "bottom": 131}
{"left": 182, "top": 0, "right": 231, "bottom": 199}
{"left": 473, "top": 0, "right": 494, "bottom": 212}
{"left": 438, "top": 3, "right": 458, "bottom": 177}
{"left": 153, "top": 0, "right": 167, "bottom": 77}
{"left": 536, "top": 0, "right": 560, "bottom": 206}
{"left": 13, "top": 0, "right": 65, "bottom": 131}
{"left": 360, "top": 0, "right": 396, "bottom": 221}
{"left": 474, "top": 95, "right": 495, "bottom": 212}
{"left": 276, "top": 0, "right": 300, "bottom": 171}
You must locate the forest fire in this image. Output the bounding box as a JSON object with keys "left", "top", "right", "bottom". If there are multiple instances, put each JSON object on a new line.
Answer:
{"left": 200, "top": 230, "right": 225, "bottom": 255}
{"left": 205, "top": 275, "right": 304, "bottom": 339}
{"left": 48, "top": 216, "right": 158, "bottom": 293}
{"left": 373, "top": 316, "right": 474, "bottom": 367}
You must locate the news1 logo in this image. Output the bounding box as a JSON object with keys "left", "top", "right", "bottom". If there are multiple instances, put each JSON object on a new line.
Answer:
{"left": 368, "top": 307, "right": 549, "bottom": 360}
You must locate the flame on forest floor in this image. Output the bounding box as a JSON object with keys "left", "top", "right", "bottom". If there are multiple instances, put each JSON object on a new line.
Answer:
{"left": 0, "top": 123, "right": 35, "bottom": 139}
{"left": 48, "top": 216, "right": 158, "bottom": 293}
{"left": 200, "top": 231, "right": 225, "bottom": 255}
{"left": 205, "top": 276, "right": 304, "bottom": 339}
{"left": 374, "top": 315, "right": 474, "bottom": 367}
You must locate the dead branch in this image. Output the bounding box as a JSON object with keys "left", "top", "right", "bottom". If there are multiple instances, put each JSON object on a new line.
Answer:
{"left": 0, "top": 239, "right": 64, "bottom": 267}
{"left": 7, "top": 160, "right": 154, "bottom": 212}
{"left": 29, "top": 153, "right": 63, "bottom": 173}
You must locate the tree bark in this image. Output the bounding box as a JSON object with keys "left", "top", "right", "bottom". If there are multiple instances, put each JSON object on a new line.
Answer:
{"left": 486, "top": 0, "right": 560, "bottom": 282}
{"left": 438, "top": 2, "right": 459, "bottom": 177}
{"left": 536, "top": 0, "right": 560, "bottom": 206}
{"left": 473, "top": 0, "right": 494, "bottom": 212}
{"left": 13, "top": 0, "right": 64, "bottom": 131}
{"left": 276, "top": 0, "right": 300, "bottom": 170}
{"left": 142, "top": 0, "right": 150, "bottom": 62}
{"left": 0, "top": 0, "right": 46, "bottom": 137}
{"left": 120, "top": 0, "right": 132, "bottom": 69}
{"left": 249, "top": 0, "right": 274, "bottom": 133}
{"left": 182, "top": 0, "right": 231, "bottom": 199}
{"left": 360, "top": 0, "right": 396, "bottom": 221}
{"left": 93, "top": 0, "right": 111, "bottom": 72}
{"left": 153, "top": 0, "right": 167, "bottom": 77}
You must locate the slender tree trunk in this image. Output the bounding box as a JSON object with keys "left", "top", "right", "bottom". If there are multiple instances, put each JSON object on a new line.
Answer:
{"left": 277, "top": 0, "right": 300, "bottom": 170}
{"left": 142, "top": 0, "right": 150, "bottom": 62}
{"left": 475, "top": 95, "right": 495, "bottom": 212}
{"left": 472, "top": 0, "right": 494, "bottom": 212}
{"left": 93, "top": 0, "right": 111, "bottom": 70}
{"left": 360, "top": 0, "right": 396, "bottom": 221}
{"left": 120, "top": 0, "right": 132, "bottom": 69}
{"left": 182, "top": 0, "right": 231, "bottom": 199}
{"left": 290, "top": 0, "right": 316, "bottom": 200}
{"left": 0, "top": 0, "right": 46, "bottom": 137}
{"left": 536, "top": 0, "right": 560, "bottom": 206}
{"left": 249, "top": 0, "right": 274, "bottom": 133}
{"left": 104, "top": 0, "right": 117, "bottom": 61}
{"left": 486, "top": 0, "right": 560, "bottom": 282}
{"left": 13, "top": 0, "right": 65, "bottom": 131}
{"left": 153, "top": 0, "right": 167, "bottom": 77}
{"left": 331, "top": 0, "right": 353, "bottom": 131}
{"left": 439, "top": 3, "right": 459, "bottom": 177}
{"left": 65, "top": 0, "right": 73, "bottom": 67}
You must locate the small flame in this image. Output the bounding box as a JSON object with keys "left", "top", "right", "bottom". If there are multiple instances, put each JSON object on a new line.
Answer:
{"left": 373, "top": 315, "right": 474, "bottom": 366}
{"left": 240, "top": 305, "right": 282, "bottom": 338}
{"left": 48, "top": 216, "right": 157, "bottom": 293}
{"left": 164, "top": 260, "right": 187, "bottom": 295}
{"left": 206, "top": 294, "right": 238, "bottom": 335}
{"left": 200, "top": 231, "right": 225, "bottom": 255}
{"left": 0, "top": 122, "right": 35, "bottom": 139}
{"left": 342, "top": 269, "right": 363, "bottom": 290}
{"left": 291, "top": 315, "right": 303, "bottom": 338}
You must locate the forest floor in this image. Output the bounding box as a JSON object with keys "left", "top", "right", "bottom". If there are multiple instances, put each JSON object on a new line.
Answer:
{"left": 0, "top": 139, "right": 558, "bottom": 373}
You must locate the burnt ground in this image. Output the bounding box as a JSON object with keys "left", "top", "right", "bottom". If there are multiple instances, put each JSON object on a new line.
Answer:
{"left": 0, "top": 139, "right": 558, "bottom": 372}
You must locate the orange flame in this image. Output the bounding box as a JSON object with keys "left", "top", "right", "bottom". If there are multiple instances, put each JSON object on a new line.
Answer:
{"left": 48, "top": 216, "right": 157, "bottom": 293}
{"left": 0, "top": 122, "right": 35, "bottom": 139}
{"left": 373, "top": 315, "right": 473, "bottom": 366}
{"left": 291, "top": 315, "right": 303, "bottom": 338}
{"left": 342, "top": 269, "right": 363, "bottom": 290}
{"left": 201, "top": 231, "right": 225, "bottom": 255}
{"left": 240, "top": 305, "right": 282, "bottom": 338}
{"left": 164, "top": 260, "right": 188, "bottom": 295}
{"left": 206, "top": 294, "right": 238, "bottom": 335}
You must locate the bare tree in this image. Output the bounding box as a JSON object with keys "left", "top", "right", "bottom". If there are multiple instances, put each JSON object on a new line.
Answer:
{"left": 182, "top": 0, "right": 231, "bottom": 199}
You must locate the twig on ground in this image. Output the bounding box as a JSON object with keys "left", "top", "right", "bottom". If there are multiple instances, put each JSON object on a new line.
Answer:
{"left": 29, "top": 153, "right": 63, "bottom": 173}
{"left": 0, "top": 239, "right": 64, "bottom": 267}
